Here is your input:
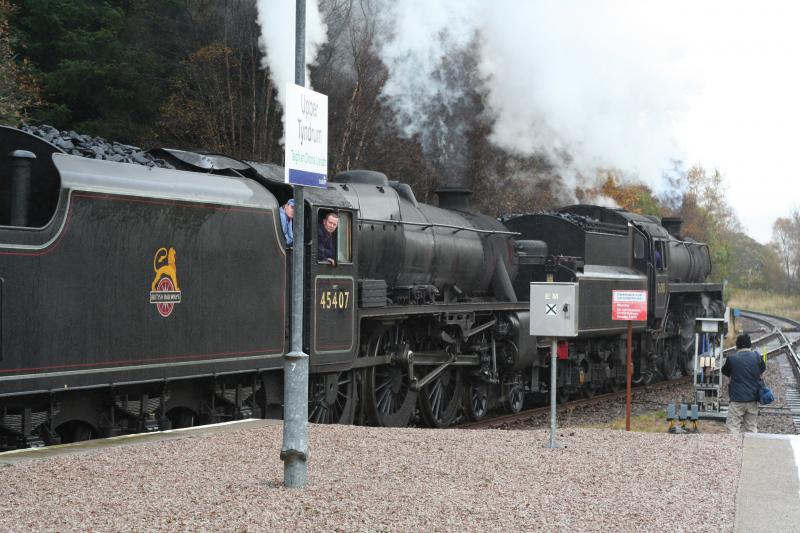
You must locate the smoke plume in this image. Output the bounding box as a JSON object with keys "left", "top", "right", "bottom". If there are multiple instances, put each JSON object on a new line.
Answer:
{"left": 376, "top": 1, "right": 702, "bottom": 191}
{"left": 255, "top": 0, "right": 328, "bottom": 111}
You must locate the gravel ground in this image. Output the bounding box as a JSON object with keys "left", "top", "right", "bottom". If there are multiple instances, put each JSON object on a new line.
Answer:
{"left": 0, "top": 424, "right": 741, "bottom": 533}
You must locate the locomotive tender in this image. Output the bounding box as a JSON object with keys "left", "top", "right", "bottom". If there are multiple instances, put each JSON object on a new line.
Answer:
{"left": 0, "top": 125, "right": 722, "bottom": 447}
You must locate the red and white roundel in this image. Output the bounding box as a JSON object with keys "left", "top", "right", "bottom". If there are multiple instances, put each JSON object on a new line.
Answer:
{"left": 155, "top": 277, "right": 176, "bottom": 317}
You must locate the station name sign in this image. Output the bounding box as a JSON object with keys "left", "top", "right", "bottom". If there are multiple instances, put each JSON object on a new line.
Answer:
{"left": 285, "top": 83, "right": 328, "bottom": 188}
{"left": 611, "top": 290, "right": 648, "bottom": 321}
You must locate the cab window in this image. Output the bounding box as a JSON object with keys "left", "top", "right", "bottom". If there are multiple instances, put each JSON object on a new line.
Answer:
{"left": 654, "top": 241, "right": 667, "bottom": 271}
{"left": 317, "top": 210, "right": 337, "bottom": 264}
{"left": 633, "top": 233, "right": 646, "bottom": 259}
{"left": 336, "top": 212, "right": 353, "bottom": 264}
{"left": 317, "top": 210, "right": 352, "bottom": 265}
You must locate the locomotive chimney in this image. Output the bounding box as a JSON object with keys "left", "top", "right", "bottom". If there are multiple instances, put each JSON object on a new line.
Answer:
{"left": 435, "top": 186, "right": 472, "bottom": 212}
{"left": 9, "top": 150, "right": 36, "bottom": 226}
{"left": 661, "top": 216, "right": 683, "bottom": 237}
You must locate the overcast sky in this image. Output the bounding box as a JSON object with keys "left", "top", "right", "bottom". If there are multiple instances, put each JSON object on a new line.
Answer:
{"left": 671, "top": 3, "right": 800, "bottom": 243}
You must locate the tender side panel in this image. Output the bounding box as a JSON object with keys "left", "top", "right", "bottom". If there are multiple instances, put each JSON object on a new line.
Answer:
{"left": 584, "top": 232, "right": 629, "bottom": 268}
{"left": 0, "top": 192, "right": 286, "bottom": 395}
{"left": 577, "top": 271, "right": 648, "bottom": 334}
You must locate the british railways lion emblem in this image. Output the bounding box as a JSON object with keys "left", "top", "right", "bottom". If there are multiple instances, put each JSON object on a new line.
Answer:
{"left": 149, "top": 247, "right": 182, "bottom": 317}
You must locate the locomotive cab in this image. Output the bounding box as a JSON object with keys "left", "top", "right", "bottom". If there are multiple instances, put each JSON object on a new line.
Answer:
{"left": 307, "top": 200, "right": 358, "bottom": 370}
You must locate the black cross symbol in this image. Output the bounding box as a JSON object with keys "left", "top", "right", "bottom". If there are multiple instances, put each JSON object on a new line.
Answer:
{"left": 545, "top": 304, "right": 557, "bottom": 316}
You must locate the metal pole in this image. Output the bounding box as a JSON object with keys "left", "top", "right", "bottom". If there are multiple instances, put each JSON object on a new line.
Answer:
{"left": 625, "top": 320, "right": 632, "bottom": 431}
{"left": 548, "top": 337, "right": 559, "bottom": 448}
{"left": 281, "top": 0, "right": 309, "bottom": 488}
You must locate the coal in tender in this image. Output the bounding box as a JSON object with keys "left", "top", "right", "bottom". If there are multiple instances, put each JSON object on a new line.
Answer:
{"left": 18, "top": 123, "right": 175, "bottom": 170}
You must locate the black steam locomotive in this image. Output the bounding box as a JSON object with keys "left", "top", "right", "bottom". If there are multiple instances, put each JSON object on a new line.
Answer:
{"left": 0, "top": 125, "right": 722, "bottom": 447}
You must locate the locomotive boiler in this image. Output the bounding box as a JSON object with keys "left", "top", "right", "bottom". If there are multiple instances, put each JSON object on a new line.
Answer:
{"left": 0, "top": 124, "right": 723, "bottom": 449}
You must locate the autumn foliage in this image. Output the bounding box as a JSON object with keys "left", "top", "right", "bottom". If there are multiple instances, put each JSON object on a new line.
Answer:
{"left": 0, "top": 0, "right": 39, "bottom": 123}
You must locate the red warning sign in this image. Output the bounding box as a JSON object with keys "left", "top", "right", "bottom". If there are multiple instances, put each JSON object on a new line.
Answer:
{"left": 612, "top": 290, "right": 648, "bottom": 321}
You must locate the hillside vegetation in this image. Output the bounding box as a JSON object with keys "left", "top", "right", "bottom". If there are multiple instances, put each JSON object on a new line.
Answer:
{"left": 2, "top": 0, "right": 798, "bottom": 295}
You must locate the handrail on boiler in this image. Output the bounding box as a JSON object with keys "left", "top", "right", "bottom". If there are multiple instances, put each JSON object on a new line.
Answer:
{"left": 359, "top": 217, "right": 521, "bottom": 237}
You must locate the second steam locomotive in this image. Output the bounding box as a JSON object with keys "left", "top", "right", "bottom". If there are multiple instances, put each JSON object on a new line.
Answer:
{"left": 0, "top": 125, "right": 723, "bottom": 447}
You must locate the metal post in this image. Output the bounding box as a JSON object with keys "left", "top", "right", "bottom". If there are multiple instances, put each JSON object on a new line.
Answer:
{"left": 693, "top": 331, "right": 699, "bottom": 397}
{"left": 625, "top": 320, "right": 632, "bottom": 431}
{"left": 548, "top": 337, "right": 559, "bottom": 448}
{"left": 281, "top": 0, "right": 309, "bottom": 489}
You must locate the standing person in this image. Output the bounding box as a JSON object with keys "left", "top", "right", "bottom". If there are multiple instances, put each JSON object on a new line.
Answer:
{"left": 317, "top": 212, "right": 338, "bottom": 266}
{"left": 721, "top": 333, "right": 766, "bottom": 433}
{"left": 279, "top": 199, "right": 295, "bottom": 246}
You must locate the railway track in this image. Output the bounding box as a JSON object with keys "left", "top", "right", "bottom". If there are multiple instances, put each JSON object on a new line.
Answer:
{"left": 459, "top": 377, "right": 690, "bottom": 430}
{"left": 461, "top": 309, "right": 800, "bottom": 431}
{"left": 736, "top": 310, "right": 800, "bottom": 431}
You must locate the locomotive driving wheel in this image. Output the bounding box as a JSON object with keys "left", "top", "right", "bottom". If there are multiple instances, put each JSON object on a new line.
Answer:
{"left": 661, "top": 349, "right": 678, "bottom": 379}
{"left": 363, "top": 325, "right": 417, "bottom": 427}
{"left": 679, "top": 339, "right": 694, "bottom": 376}
{"left": 463, "top": 380, "right": 489, "bottom": 421}
{"left": 505, "top": 384, "right": 525, "bottom": 413}
{"left": 309, "top": 370, "right": 356, "bottom": 424}
{"left": 418, "top": 366, "right": 462, "bottom": 428}
{"left": 659, "top": 338, "right": 680, "bottom": 380}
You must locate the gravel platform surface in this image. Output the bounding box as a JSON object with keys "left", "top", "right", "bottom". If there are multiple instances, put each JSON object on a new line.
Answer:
{"left": 0, "top": 425, "right": 741, "bottom": 532}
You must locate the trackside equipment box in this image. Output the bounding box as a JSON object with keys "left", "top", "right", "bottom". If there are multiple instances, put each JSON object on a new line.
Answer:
{"left": 530, "top": 282, "right": 579, "bottom": 337}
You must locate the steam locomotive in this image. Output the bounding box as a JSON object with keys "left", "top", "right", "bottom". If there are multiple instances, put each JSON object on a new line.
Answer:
{"left": 0, "top": 125, "right": 722, "bottom": 448}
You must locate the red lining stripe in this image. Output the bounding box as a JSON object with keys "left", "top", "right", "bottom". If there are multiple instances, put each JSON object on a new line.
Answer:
{"left": 0, "top": 347, "right": 283, "bottom": 374}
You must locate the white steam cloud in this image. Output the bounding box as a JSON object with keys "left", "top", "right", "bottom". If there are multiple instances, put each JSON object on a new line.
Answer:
{"left": 252, "top": 1, "right": 799, "bottom": 242}
{"left": 255, "top": 0, "right": 328, "bottom": 111}
{"left": 377, "top": 1, "right": 704, "bottom": 190}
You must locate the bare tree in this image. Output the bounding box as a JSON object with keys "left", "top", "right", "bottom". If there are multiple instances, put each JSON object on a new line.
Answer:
{"left": 314, "top": 0, "right": 389, "bottom": 175}
{"left": 772, "top": 217, "right": 795, "bottom": 292}
{"left": 158, "top": 1, "right": 281, "bottom": 162}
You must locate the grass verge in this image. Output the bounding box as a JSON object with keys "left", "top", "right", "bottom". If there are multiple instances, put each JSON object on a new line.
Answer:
{"left": 727, "top": 287, "right": 800, "bottom": 322}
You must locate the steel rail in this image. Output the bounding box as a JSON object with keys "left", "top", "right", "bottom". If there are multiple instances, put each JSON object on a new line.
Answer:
{"left": 459, "top": 376, "right": 691, "bottom": 430}
{"left": 737, "top": 310, "right": 800, "bottom": 380}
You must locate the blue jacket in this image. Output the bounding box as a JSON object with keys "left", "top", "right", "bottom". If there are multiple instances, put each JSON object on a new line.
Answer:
{"left": 721, "top": 350, "right": 766, "bottom": 402}
{"left": 279, "top": 207, "right": 293, "bottom": 246}
{"left": 317, "top": 224, "right": 334, "bottom": 262}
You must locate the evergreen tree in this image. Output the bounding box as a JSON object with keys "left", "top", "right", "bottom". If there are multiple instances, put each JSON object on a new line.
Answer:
{"left": 12, "top": 0, "right": 185, "bottom": 142}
